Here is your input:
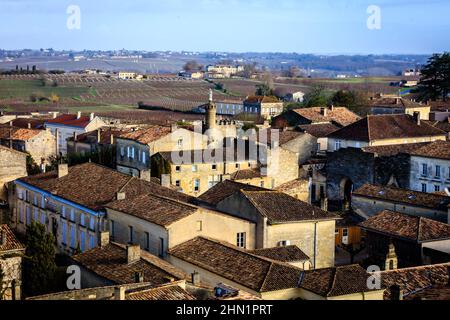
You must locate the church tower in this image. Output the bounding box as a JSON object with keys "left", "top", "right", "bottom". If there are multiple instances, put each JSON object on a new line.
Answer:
{"left": 204, "top": 89, "right": 217, "bottom": 131}
{"left": 385, "top": 242, "right": 398, "bottom": 271}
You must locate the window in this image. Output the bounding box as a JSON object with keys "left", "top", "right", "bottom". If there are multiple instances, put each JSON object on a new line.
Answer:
{"left": 142, "top": 152, "right": 146, "bottom": 164}
{"left": 175, "top": 166, "right": 181, "bottom": 172}
{"left": 196, "top": 221, "right": 203, "bottom": 232}
{"left": 335, "top": 140, "right": 342, "bottom": 151}
{"left": 278, "top": 240, "right": 291, "bottom": 247}
{"left": 41, "top": 195, "right": 45, "bottom": 209}
{"left": 70, "top": 209, "right": 75, "bottom": 222}
{"left": 235, "top": 163, "right": 240, "bottom": 169}
{"left": 80, "top": 213, "right": 85, "bottom": 227}
{"left": 342, "top": 228, "right": 349, "bottom": 237}
{"left": 129, "top": 226, "right": 134, "bottom": 244}
{"left": 70, "top": 225, "right": 76, "bottom": 248}
{"left": 120, "top": 146, "right": 125, "bottom": 157}
{"left": 33, "top": 194, "right": 38, "bottom": 206}
{"left": 61, "top": 206, "right": 66, "bottom": 218}
{"left": 422, "top": 163, "right": 428, "bottom": 176}
{"left": 89, "top": 217, "right": 95, "bottom": 231}
{"left": 110, "top": 220, "right": 115, "bottom": 240}
{"left": 192, "top": 165, "right": 198, "bottom": 172}
{"left": 435, "top": 185, "right": 441, "bottom": 192}
{"left": 316, "top": 143, "right": 321, "bottom": 152}
{"left": 62, "top": 222, "right": 67, "bottom": 245}
{"left": 144, "top": 232, "right": 150, "bottom": 251}
{"left": 177, "top": 139, "right": 183, "bottom": 148}
{"left": 33, "top": 208, "right": 38, "bottom": 221}
{"left": 89, "top": 234, "right": 95, "bottom": 249}
{"left": 335, "top": 229, "right": 339, "bottom": 235}
{"left": 175, "top": 180, "right": 181, "bottom": 187}
{"left": 158, "top": 238, "right": 165, "bottom": 257}
{"left": 127, "top": 146, "right": 130, "bottom": 158}
{"left": 131, "top": 147, "right": 135, "bottom": 159}
{"left": 194, "top": 179, "right": 200, "bottom": 192}
{"left": 40, "top": 212, "right": 46, "bottom": 225}
{"left": 212, "top": 164, "right": 217, "bottom": 170}
{"left": 26, "top": 207, "right": 31, "bottom": 225}
{"left": 18, "top": 189, "right": 23, "bottom": 200}
{"left": 421, "top": 183, "right": 427, "bottom": 193}
{"left": 18, "top": 206, "right": 23, "bottom": 224}
{"left": 448, "top": 167, "right": 450, "bottom": 179}
{"left": 236, "top": 232, "right": 246, "bottom": 248}
{"left": 436, "top": 165, "right": 441, "bottom": 178}
{"left": 260, "top": 181, "right": 265, "bottom": 188}
{"left": 80, "top": 231, "right": 85, "bottom": 252}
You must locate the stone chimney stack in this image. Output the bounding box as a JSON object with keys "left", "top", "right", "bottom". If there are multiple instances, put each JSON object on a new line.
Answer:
{"left": 191, "top": 272, "right": 201, "bottom": 286}
{"left": 97, "top": 129, "right": 101, "bottom": 144}
{"left": 27, "top": 122, "right": 31, "bottom": 129}
{"left": 320, "top": 197, "right": 329, "bottom": 211}
{"left": 139, "top": 170, "right": 151, "bottom": 182}
{"left": 171, "top": 124, "right": 178, "bottom": 133}
{"left": 134, "top": 271, "right": 144, "bottom": 283}
{"left": 161, "top": 174, "right": 171, "bottom": 188}
{"left": 77, "top": 111, "right": 82, "bottom": 119}
{"left": 90, "top": 113, "right": 95, "bottom": 121}
{"left": 329, "top": 105, "right": 335, "bottom": 111}
{"left": 126, "top": 244, "right": 141, "bottom": 264}
{"left": 320, "top": 107, "right": 327, "bottom": 117}
{"left": 99, "top": 231, "right": 110, "bottom": 247}
{"left": 116, "top": 192, "right": 126, "bottom": 201}
{"left": 58, "top": 164, "right": 69, "bottom": 178}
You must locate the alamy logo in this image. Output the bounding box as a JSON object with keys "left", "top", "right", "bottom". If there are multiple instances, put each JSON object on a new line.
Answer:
{"left": 66, "top": 5, "right": 81, "bottom": 30}
{"left": 366, "top": 265, "right": 381, "bottom": 290}
{"left": 66, "top": 265, "right": 81, "bottom": 290}
{"left": 367, "top": 5, "right": 381, "bottom": 30}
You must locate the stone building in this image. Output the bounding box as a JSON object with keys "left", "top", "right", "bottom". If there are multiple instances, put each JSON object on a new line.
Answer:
{"left": 105, "top": 191, "right": 256, "bottom": 256}
{"left": 360, "top": 210, "right": 450, "bottom": 268}
{"left": 0, "top": 126, "right": 56, "bottom": 165}
{"left": 0, "top": 224, "right": 25, "bottom": 300}
{"left": 0, "top": 146, "right": 27, "bottom": 203}
{"left": 116, "top": 125, "right": 208, "bottom": 179}
{"left": 67, "top": 127, "right": 133, "bottom": 155}
{"left": 298, "top": 123, "right": 341, "bottom": 153}
{"left": 243, "top": 96, "right": 284, "bottom": 119}
{"left": 11, "top": 162, "right": 192, "bottom": 255}
{"left": 352, "top": 183, "right": 450, "bottom": 222}
{"left": 369, "top": 96, "right": 431, "bottom": 120}
{"left": 208, "top": 187, "right": 339, "bottom": 269}
{"left": 327, "top": 114, "right": 447, "bottom": 152}
{"left": 45, "top": 112, "right": 106, "bottom": 156}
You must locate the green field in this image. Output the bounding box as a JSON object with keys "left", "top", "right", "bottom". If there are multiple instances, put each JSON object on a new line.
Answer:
{"left": 0, "top": 80, "right": 89, "bottom": 100}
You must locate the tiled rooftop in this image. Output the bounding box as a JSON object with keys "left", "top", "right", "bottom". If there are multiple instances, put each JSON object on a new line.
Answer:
{"left": 0, "top": 224, "right": 25, "bottom": 253}
{"left": 197, "top": 180, "right": 267, "bottom": 206}
{"left": 45, "top": 114, "right": 93, "bottom": 128}
{"left": 249, "top": 246, "right": 310, "bottom": 262}
{"left": 360, "top": 210, "right": 450, "bottom": 243}
{"left": 292, "top": 107, "right": 361, "bottom": 127}
{"left": 0, "top": 126, "right": 43, "bottom": 141}
{"left": 119, "top": 126, "right": 172, "bottom": 145}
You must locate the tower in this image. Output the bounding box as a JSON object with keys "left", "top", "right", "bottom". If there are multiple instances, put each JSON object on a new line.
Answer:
{"left": 385, "top": 242, "right": 398, "bottom": 271}
{"left": 204, "top": 89, "right": 217, "bottom": 131}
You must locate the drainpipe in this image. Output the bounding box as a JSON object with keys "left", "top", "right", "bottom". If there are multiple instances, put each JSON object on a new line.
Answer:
{"left": 313, "top": 222, "right": 318, "bottom": 269}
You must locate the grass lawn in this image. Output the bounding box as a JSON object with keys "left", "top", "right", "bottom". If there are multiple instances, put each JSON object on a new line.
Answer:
{"left": 0, "top": 79, "right": 90, "bottom": 100}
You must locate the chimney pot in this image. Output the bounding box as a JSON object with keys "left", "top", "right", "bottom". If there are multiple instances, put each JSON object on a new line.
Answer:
{"left": 126, "top": 244, "right": 141, "bottom": 264}
{"left": 57, "top": 164, "right": 69, "bottom": 178}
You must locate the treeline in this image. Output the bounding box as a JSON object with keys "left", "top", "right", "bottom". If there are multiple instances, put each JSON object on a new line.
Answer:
{"left": 0, "top": 65, "right": 65, "bottom": 75}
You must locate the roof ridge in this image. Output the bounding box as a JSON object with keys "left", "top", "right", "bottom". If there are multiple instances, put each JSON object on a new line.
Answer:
{"left": 259, "top": 262, "right": 275, "bottom": 292}
{"left": 327, "top": 267, "right": 339, "bottom": 297}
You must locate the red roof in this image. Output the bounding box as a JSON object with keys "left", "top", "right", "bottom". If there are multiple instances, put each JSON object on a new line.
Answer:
{"left": 45, "top": 114, "right": 92, "bottom": 128}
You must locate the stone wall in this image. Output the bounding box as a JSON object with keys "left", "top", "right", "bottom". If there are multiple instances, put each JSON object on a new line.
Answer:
{"left": 0, "top": 148, "right": 27, "bottom": 201}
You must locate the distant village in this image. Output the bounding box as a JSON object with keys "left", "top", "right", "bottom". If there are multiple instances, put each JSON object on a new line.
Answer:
{"left": 1, "top": 53, "right": 450, "bottom": 302}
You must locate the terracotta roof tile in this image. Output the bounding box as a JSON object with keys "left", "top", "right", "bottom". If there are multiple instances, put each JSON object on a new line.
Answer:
{"left": 0, "top": 224, "right": 25, "bottom": 253}
{"left": 329, "top": 114, "right": 447, "bottom": 142}
{"left": 126, "top": 282, "right": 196, "bottom": 300}
{"left": 298, "top": 123, "right": 341, "bottom": 138}
{"left": 407, "top": 140, "right": 450, "bottom": 160}
{"left": 72, "top": 243, "right": 186, "bottom": 286}
{"left": 230, "top": 169, "right": 262, "bottom": 181}
{"left": 249, "top": 246, "right": 309, "bottom": 262}
{"left": 119, "top": 126, "right": 172, "bottom": 145}
{"left": 244, "top": 96, "right": 280, "bottom": 104}
{"left": 46, "top": 114, "right": 92, "bottom": 128}
{"left": 197, "top": 180, "right": 267, "bottom": 206}
{"left": 292, "top": 107, "right": 361, "bottom": 127}
{"left": 168, "top": 237, "right": 303, "bottom": 293}
{"left": 0, "top": 126, "right": 42, "bottom": 140}
{"left": 353, "top": 184, "right": 450, "bottom": 211}
{"left": 241, "top": 190, "right": 339, "bottom": 224}
{"left": 300, "top": 264, "right": 379, "bottom": 297}
{"left": 360, "top": 210, "right": 450, "bottom": 243}
{"left": 72, "top": 127, "right": 134, "bottom": 144}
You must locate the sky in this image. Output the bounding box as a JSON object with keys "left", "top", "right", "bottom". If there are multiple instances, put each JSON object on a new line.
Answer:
{"left": 1, "top": 0, "right": 450, "bottom": 54}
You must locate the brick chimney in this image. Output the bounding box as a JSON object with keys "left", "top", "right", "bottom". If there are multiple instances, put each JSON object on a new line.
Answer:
{"left": 126, "top": 244, "right": 141, "bottom": 264}
{"left": 58, "top": 164, "right": 69, "bottom": 178}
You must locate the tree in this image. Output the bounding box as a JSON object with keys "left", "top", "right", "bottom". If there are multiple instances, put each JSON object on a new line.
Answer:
{"left": 331, "top": 90, "right": 368, "bottom": 115}
{"left": 302, "top": 85, "right": 330, "bottom": 107}
{"left": 183, "top": 60, "right": 203, "bottom": 72}
{"left": 26, "top": 154, "right": 41, "bottom": 175}
{"left": 50, "top": 93, "right": 60, "bottom": 103}
{"left": 23, "top": 222, "right": 57, "bottom": 297}
{"left": 255, "top": 72, "right": 274, "bottom": 96}
{"left": 415, "top": 53, "right": 450, "bottom": 102}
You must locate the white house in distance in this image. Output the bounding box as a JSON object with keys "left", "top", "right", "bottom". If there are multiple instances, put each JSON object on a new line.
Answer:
{"left": 45, "top": 112, "right": 106, "bottom": 155}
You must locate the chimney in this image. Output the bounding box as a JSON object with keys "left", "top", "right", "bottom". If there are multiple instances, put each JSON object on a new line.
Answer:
{"left": 9, "top": 120, "right": 13, "bottom": 126}
{"left": 116, "top": 192, "right": 126, "bottom": 201}
{"left": 134, "top": 271, "right": 144, "bottom": 283}
{"left": 260, "top": 167, "right": 268, "bottom": 177}
{"left": 413, "top": 112, "right": 421, "bottom": 125}
{"left": 171, "top": 124, "right": 178, "bottom": 132}
{"left": 329, "top": 105, "right": 335, "bottom": 111}
{"left": 161, "top": 174, "right": 171, "bottom": 188}
{"left": 395, "top": 97, "right": 400, "bottom": 105}
{"left": 320, "top": 197, "right": 328, "bottom": 211}
{"left": 52, "top": 112, "right": 58, "bottom": 119}
{"left": 99, "top": 231, "right": 110, "bottom": 247}
{"left": 97, "top": 129, "right": 101, "bottom": 144}
{"left": 27, "top": 122, "right": 31, "bottom": 129}
{"left": 110, "top": 130, "right": 114, "bottom": 145}
{"left": 390, "top": 286, "right": 404, "bottom": 301}
{"left": 90, "top": 113, "right": 95, "bottom": 121}
{"left": 77, "top": 111, "right": 81, "bottom": 119}
{"left": 58, "top": 164, "right": 69, "bottom": 178}
{"left": 114, "top": 287, "right": 126, "bottom": 301}
{"left": 320, "top": 107, "right": 327, "bottom": 117}
{"left": 139, "top": 170, "right": 151, "bottom": 182}
{"left": 126, "top": 244, "right": 141, "bottom": 264}
{"left": 0, "top": 228, "right": 6, "bottom": 246}
{"left": 191, "top": 272, "right": 201, "bottom": 286}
